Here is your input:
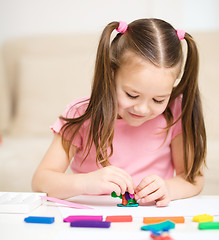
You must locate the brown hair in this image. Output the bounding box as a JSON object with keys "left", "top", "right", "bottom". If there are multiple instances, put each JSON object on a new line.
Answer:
{"left": 60, "top": 18, "right": 206, "bottom": 182}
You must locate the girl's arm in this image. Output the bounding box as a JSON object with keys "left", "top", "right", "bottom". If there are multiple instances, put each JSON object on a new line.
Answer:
{"left": 165, "top": 133, "right": 204, "bottom": 200}
{"left": 135, "top": 133, "right": 204, "bottom": 206}
{"left": 32, "top": 133, "right": 82, "bottom": 199}
{"left": 32, "top": 133, "right": 135, "bottom": 199}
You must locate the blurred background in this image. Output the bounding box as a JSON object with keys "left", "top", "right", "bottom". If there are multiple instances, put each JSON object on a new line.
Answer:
{"left": 0, "top": 0, "right": 219, "bottom": 194}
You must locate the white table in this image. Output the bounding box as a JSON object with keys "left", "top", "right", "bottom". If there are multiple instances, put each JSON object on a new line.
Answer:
{"left": 1, "top": 195, "right": 219, "bottom": 240}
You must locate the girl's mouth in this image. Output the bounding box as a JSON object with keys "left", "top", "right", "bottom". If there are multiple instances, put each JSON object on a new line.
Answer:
{"left": 128, "top": 112, "right": 145, "bottom": 119}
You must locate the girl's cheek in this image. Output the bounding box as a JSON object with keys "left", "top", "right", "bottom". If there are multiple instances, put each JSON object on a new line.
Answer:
{"left": 120, "top": 101, "right": 133, "bottom": 112}
{"left": 155, "top": 103, "right": 168, "bottom": 115}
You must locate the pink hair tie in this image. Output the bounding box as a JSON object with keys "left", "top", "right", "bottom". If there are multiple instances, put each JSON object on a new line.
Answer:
{"left": 116, "top": 21, "right": 128, "bottom": 34}
{"left": 176, "top": 29, "right": 185, "bottom": 40}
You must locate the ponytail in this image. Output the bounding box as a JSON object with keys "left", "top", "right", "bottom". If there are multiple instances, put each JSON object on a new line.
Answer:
{"left": 171, "top": 33, "right": 207, "bottom": 183}
{"left": 61, "top": 22, "right": 120, "bottom": 167}
{"left": 86, "top": 22, "right": 120, "bottom": 166}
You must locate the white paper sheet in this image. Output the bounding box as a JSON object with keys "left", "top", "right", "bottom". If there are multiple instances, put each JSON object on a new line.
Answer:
{"left": 55, "top": 229, "right": 219, "bottom": 240}
{"left": 55, "top": 230, "right": 149, "bottom": 240}
{"left": 58, "top": 195, "right": 219, "bottom": 219}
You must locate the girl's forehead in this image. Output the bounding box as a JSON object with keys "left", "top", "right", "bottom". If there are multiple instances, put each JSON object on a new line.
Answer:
{"left": 120, "top": 55, "right": 178, "bottom": 78}
{"left": 119, "top": 50, "right": 181, "bottom": 78}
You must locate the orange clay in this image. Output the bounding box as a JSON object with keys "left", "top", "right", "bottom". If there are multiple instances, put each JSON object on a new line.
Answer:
{"left": 106, "top": 215, "right": 133, "bottom": 222}
{"left": 143, "top": 216, "right": 185, "bottom": 224}
{"left": 121, "top": 194, "right": 128, "bottom": 206}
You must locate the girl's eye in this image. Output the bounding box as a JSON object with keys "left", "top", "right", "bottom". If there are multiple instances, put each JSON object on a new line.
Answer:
{"left": 126, "top": 92, "right": 139, "bottom": 99}
{"left": 153, "top": 98, "right": 164, "bottom": 104}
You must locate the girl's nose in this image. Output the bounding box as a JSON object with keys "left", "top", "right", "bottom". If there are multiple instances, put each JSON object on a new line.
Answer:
{"left": 133, "top": 102, "right": 150, "bottom": 116}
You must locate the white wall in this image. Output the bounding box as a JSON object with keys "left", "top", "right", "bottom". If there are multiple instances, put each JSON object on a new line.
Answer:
{"left": 0, "top": 0, "right": 219, "bottom": 44}
{"left": 150, "top": 0, "right": 219, "bottom": 31}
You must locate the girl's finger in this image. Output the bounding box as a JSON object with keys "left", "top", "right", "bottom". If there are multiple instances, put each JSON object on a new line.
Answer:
{"left": 135, "top": 175, "right": 158, "bottom": 192}
{"left": 109, "top": 176, "right": 127, "bottom": 195}
{"left": 109, "top": 166, "right": 135, "bottom": 194}
{"left": 140, "top": 187, "right": 164, "bottom": 203}
{"left": 136, "top": 180, "right": 160, "bottom": 199}
{"left": 114, "top": 168, "right": 135, "bottom": 187}
{"left": 156, "top": 196, "right": 170, "bottom": 207}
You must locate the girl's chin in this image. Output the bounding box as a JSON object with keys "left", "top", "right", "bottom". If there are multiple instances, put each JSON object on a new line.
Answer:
{"left": 125, "top": 117, "right": 147, "bottom": 127}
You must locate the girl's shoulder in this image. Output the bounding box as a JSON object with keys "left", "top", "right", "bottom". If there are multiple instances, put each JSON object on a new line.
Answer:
{"left": 62, "top": 97, "right": 90, "bottom": 119}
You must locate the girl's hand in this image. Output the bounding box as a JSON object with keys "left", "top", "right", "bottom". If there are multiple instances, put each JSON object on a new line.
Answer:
{"left": 82, "top": 165, "right": 135, "bottom": 196}
{"left": 135, "top": 175, "right": 170, "bottom": 207}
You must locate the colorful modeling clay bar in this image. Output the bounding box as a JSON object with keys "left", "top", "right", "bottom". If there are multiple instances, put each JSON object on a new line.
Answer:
{"left": 65, "top": 215, "right": 132, "bottom": 228}
{"left": 198, "top": 222, "right": 219, "bottom": 230}
{"left": 141, "top": 220, "right": 175, "bottom": 232}
{"left": 143, "top": 216, "right": 185, "bottom": 224}
{"left": 192, "top": 214, "right": 213, "bottom": 223}
{"left": 70, "top": 220, "right": 111, "bottom": 228}
{"left": 106, "top": 215, "right": 133, "bottom": 222}
{"left": 24, "top": 216, "right": 55, "bottom": 224}
{"left": 63, "top": 215, "right": 110, "bottom": 228}
{"left": 63, "top": 215, "right": 103, "bottom": 222}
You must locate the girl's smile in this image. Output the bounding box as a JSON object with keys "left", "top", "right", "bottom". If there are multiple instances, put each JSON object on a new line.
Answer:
{"left": 128, "top": 112, "right": 146, "bottom": 119}
{"left": 115, "top": 52, "right": 179, "bottom": 127}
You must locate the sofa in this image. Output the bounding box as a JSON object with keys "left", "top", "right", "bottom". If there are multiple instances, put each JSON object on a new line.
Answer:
{"left": 0, "top": 32, "right": 219, "bottom": 194}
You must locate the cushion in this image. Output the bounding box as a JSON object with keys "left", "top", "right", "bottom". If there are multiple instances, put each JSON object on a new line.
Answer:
{"left": 11, "top": 54, "right": 94, "bottom": 135}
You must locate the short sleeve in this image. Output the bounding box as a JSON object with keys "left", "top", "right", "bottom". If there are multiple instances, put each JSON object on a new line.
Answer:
{"left": 171, "top": 96, "right": 182, "bottom": 139}
{"left": 50, "top": 97, "right": 89, "bottom": 148}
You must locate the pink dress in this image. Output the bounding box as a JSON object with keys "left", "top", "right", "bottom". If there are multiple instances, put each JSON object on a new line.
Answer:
{"left": 51, "top": 97, "right": 182, "bottom": 185}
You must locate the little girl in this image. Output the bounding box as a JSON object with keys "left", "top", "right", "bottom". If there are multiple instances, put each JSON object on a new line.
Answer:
{"left": 32, "top": 18, "right": 206, "bottom": 207}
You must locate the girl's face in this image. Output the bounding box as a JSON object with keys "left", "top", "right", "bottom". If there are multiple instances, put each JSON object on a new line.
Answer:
{"left": 115, "top": 54, "right": 178, "bottom": 127}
